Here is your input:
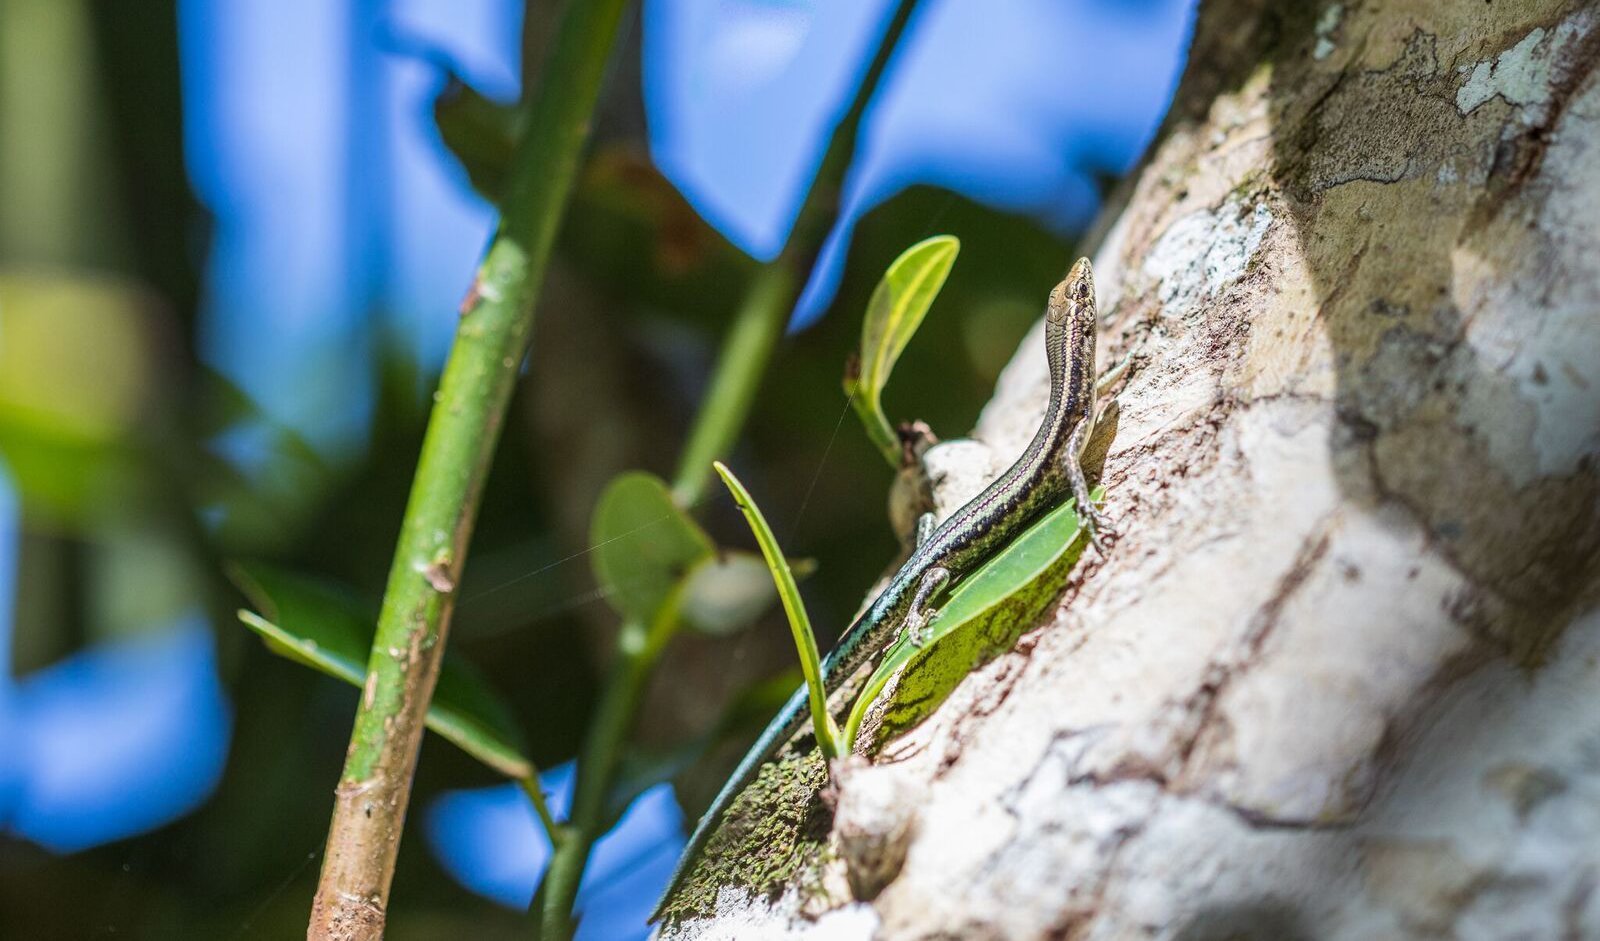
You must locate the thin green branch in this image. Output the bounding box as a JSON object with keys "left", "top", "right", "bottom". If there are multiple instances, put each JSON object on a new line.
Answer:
{"left": 670, "top": 0, "right": 924, "bottom": 506}
{"left": 306, "top": 2, "right": 631, "bottom": 938}
{"left": 539, "top": 605, "right": 679, "bottom": 939}
{"left": 520, "top": 774, "right": 564, "bottom": 853}
{"left": 672, "top": 263, "right": 796, "bottom": 503}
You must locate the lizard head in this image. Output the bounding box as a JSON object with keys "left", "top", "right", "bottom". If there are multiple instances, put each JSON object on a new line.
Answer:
{"left": 1046, "top": 257, "right": 1096, "bottom": 326}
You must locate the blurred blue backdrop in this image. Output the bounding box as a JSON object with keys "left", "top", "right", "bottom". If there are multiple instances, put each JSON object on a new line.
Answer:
{"left": 0, "top": 0, "right": 1192, "bottom": 936}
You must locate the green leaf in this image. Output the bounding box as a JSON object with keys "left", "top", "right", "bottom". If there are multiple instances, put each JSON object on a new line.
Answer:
{"left": 229, "top": 563, "right": 535, "bottom": 780}
{"left": 848, "top": 235, "right": 960, "bottom": 465}
{"left": 590, "top": 471, "right": 715, "bottom": 623}
{"left": 713, "top": 462, "right": 841, "bottom": 759}
{"left": 843, "top": 488, "right": 1103, "bottom": 749}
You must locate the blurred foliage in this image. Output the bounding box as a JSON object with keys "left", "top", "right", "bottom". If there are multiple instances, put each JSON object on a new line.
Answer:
{"left": 590, "top": 471, "right": 713, "bottom": 624}
{"left": 587, "top": 470, "right": 789, "bottom": 639}
{"left": 433, "top": 76, "right": 521, "bottom": 203}
{"left": 232, "top": 562, "right": 535, "bottom": 780}
{"left": 0, "top": 3, "right": 1075, "bottom": 937}
{"left": 0, "top": 274, "right": 158, "bottom": 523}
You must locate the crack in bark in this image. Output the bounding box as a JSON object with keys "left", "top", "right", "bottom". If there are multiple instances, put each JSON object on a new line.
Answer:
{"left": 1175, "top": 525, "right": 1335, "bottom": 779}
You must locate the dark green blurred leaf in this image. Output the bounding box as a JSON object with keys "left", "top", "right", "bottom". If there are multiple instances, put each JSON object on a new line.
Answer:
{"left": 433, "top": 76, "right": 519, "bottom": 203}
{"left": 194, "top": 367, "right": 260, "bottom": 437}
{"left": 190, "top": 367, "right": 335, "bottom": 555}
{"left": 559, "top": 149, "right": 757, "bottom": 323}
{"left": 589, "top": 471, "right": 713, "bottom": 622}
{"left": 230, "top": 562, "right": 534, "bottom": 780}
{"left": 848, "top": 235, "right": 959, "bottom": 464}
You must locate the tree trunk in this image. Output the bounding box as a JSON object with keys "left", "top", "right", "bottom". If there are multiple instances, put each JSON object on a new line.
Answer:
{"left": 660, "top": 0, "right": 1600, "bottom": 937}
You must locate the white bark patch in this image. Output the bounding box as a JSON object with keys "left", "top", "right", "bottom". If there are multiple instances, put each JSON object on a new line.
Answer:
{"left": 1144, "top": 200, "right": 1272, "bottom": 320}
{"left": 663, "top": 888, "right": 878, "bottom": 940}
{"left": 1347, "top": 607, "right": 1600, "bottom": 939}
{"left": 1454, "top": 12, "right": 1594, "bottom": 123}
{"left": 1088, "top": 795, "right": 1358, "bottom": 940}
{"left": 920, "top": 438, "right": 1001, "bottom": 520}
{"left": 1193, "top": 506, "right": 1478, "bottom": 822}
{"left": 1452, "top": 68, "right": 1600, "bottom": 482}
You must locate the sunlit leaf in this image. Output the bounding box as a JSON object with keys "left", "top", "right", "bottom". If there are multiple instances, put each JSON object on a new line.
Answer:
{"left": 230, "top": 563, "right": 534, "bottom": 780}
{"left": 847, "top": 236, "right": 959, "bottom": 465}
{"left": 713, "top": 461, "right": 840, "bottom": 758}
{"left": 590, "top": 471, "right": 714, "bottom": 623}
{"left": 843, "top": 488, "right": 1102, "bottom": 749}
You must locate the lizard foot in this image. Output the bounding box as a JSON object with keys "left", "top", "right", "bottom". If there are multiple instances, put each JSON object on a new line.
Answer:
{"left": 902, "top": 612, "right": 929, "bottom": 648}
{"left": 1081, "top": 507, "right": 1117, "bottom": 557}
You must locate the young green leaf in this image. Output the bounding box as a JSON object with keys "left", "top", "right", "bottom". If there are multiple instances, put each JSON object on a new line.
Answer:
{"left": 590, "top": 471, "right": 715, "bottom": 623}
{"left": 842, "top": 489, "right": 1102, "bottom": 750}
{"left": 229, "top": 563, "right": 535, "bottom": 781}
{"left": 848, "top": 235, "right": 960, "bottom": 465}
{"left": 712, "top": 461, "right": 841, "bottom": 759}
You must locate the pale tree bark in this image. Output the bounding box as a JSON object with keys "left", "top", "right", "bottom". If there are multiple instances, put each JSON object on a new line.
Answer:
{"left": 658, "top": 0, "right": 1600, "bottom": 937}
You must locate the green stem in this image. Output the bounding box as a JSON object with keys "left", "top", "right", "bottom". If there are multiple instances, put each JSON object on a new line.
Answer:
{"left": 520, "top": 775, "right": 563, "bottom": 852}
{"left": 669, "top": 0, "right": 924, "bottom": 506}
{"left": 540, "top": 607, "right": 678, "bottom": 939}
{"left": 852, "top": 389, "right": 902, "bottom": 468}
{"left": 306, "top": 2, "right": 630, "bottom": 938}
{"left": 671, "top": 263, "right": 796, "bottom": 504}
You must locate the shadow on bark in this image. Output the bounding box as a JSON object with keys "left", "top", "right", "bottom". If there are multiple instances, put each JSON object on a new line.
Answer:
{"left": 1172, "top": 900, "right": 1313, "bottom": 941}
{"left": 1253, "top": 2, "right": 1600, "bottom": 663}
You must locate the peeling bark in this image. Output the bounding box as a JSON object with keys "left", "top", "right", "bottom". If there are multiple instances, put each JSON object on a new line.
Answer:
{"left": 659, "top": 1, "right": 1600, "bottom": 937}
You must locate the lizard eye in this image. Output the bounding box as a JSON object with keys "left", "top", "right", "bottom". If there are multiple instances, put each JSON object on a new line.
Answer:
{"left": 1048, "top": 258, "right": 1094, "bottom": 323}
{"left": 1069, "top": 259, "right": 1094, "bottom": 302}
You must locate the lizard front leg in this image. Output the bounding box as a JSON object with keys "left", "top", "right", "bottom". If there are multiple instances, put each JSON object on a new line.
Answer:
{"left": 899, "top": 565, "right": 950, "bottom": 647}
{"left": 1065, "top": 417, "right": 1115, "bottom": 556}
